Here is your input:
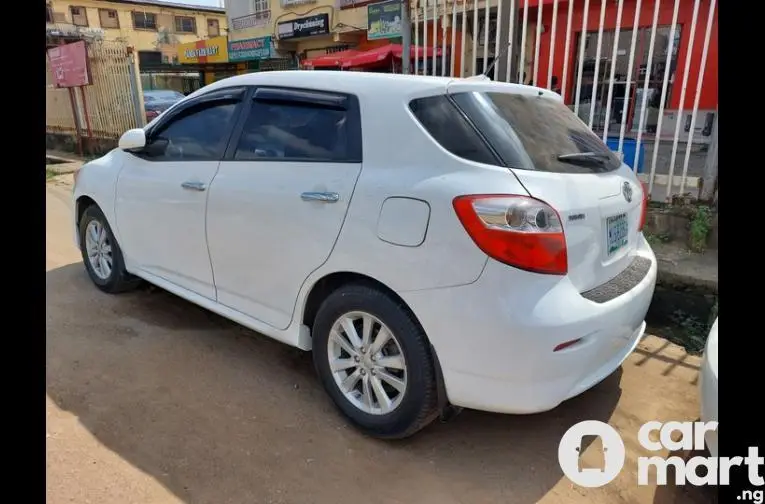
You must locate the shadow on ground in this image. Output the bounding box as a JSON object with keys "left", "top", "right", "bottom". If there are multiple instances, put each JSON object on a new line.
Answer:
{"left": 47, "top": 263, "right": 625, "bottom": 504}
{"left": 651, "top": 448, "right": 719, "bottom": 504}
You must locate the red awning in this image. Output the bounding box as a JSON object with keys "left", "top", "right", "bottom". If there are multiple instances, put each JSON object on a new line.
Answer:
{"left": 302, "top": 49, "right": 360, "bottom": 69}
{"left": 342, "top": 44, "right": 442, "bottom": 69}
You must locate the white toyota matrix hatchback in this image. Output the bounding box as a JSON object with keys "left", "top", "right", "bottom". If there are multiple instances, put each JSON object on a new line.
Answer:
{"left": 73, "top": 71, "right": 657, "bottom": 439}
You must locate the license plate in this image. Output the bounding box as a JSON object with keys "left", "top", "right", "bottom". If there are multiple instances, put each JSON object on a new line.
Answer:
{"left": 606, "top": 213, "right": 629, "bottom": 256}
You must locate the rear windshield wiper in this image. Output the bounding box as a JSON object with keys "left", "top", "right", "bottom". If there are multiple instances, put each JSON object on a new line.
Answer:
{"left": 557, "top": 152, "right": 612, "bottom": 166}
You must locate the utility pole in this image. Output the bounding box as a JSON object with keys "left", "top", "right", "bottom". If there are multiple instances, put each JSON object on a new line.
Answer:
{"left": 401, "top": 0, "right": 412, "bottom": 74}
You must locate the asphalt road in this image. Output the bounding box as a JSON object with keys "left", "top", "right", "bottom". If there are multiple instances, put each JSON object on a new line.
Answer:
{"left": 46, "top": 175, "right": 714, "bottom": 504}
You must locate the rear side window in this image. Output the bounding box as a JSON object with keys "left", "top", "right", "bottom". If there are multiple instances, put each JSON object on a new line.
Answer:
{"left": 452, "top": 92, "right": 621, "bottom": 173}
{"left": 409, "top": 95, "right": 499, "bottom": 166}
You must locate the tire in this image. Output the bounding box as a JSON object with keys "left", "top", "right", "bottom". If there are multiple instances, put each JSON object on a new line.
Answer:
{"left": 312, "top": 283, "right": 439, "bottom": 439}
{"left": 78, "top": 204, "right": 140, "bottom": 294}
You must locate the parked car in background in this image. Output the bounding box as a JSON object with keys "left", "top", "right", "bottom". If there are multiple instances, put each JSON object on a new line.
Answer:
{"left": 143, "top": 89, "right": 185, "bottom": 122}
{"left": 73, "top": 71, "right": 655, "bottom": 439}
{"left": 699, "top": 317, "right": 718, "bottom": 457}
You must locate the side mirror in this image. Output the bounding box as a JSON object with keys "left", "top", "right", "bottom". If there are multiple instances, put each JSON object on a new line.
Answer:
{"left": 118, "top": 128, "right": 146, "bottom": 152}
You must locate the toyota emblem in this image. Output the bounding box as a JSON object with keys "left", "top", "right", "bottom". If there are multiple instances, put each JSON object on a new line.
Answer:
{"left": 622, "top": 181, "right": 633, "bottom": 203}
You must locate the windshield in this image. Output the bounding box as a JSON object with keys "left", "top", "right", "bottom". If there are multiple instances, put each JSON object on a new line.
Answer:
{"left": 451, "top": 91, "right": 622, "bottom": 173}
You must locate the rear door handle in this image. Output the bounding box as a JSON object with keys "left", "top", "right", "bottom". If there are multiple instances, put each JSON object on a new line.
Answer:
{"left": 300, "top": 192, "right": 339, "bottom": 203}
{"left": 181, "top": 181, "right": 207, "bottom": 191}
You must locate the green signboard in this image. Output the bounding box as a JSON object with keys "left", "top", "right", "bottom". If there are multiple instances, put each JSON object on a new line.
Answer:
{"left": 367, "top": 0, "right": 403, "bottom": 40}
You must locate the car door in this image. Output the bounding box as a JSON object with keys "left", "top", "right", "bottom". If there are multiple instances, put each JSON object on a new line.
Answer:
{"left": 114, "top": 87, "right": 246, "bottom": 300}
{"left": 206, "top": 86, "right": 364, "bottom": 329}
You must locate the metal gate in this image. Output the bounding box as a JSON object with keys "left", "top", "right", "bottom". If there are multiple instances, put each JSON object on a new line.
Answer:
{"left": 46, "top": 40, "right": 143, "bottom": 146}
{"left": 411, "top": 0, "right": 718, "bottom": 202}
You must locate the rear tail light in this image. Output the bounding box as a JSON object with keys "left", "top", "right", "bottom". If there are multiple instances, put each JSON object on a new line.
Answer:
{"left": 638, "top": 182, "right": 649, "bottom": 232}
{"left": 453, "top": 194, "right": 568, "bottom": 275}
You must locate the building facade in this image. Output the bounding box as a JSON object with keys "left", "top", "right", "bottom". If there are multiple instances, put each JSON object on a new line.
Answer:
{"left": 411, "top": 0, "right": 717, "bottom": 141}
{"left": 46, "top": 0, "right": 229, "bottom": 65}
{"left": 225, "top": 0, "right": 399, "bottom": 67}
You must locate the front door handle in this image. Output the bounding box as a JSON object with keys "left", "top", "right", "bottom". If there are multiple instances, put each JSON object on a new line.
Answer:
{"left": 181, "top": 181, "right": 207, "bottom": 191}
{"left": 300, "top": 192, "right": 339, "bottom": 203}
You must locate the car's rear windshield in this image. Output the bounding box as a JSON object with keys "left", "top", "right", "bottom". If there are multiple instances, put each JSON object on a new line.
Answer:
{"left": 409, "top": 91, "right": 622, "bottom": 174}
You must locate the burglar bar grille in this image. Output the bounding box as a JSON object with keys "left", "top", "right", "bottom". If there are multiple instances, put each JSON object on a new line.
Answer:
{"left": 411, "top": 0, "right": 718, "bottom": 202}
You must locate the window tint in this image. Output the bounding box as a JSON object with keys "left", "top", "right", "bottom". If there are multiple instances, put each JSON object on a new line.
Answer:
{"left": 454, "top": 92, "right": 621, "bottom": 173}
{"left": 150, "top": 101, "right": 237, "bottom": 161}
{"left": 408, "top": 95, "right": 499, "bottom": 166}
{"left": 234, "top": 100, "right": 359, "bottom": 162}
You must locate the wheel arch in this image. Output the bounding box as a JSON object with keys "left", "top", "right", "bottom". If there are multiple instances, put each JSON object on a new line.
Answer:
{"left": 75, "top": 194, "right": 99, "bottom": 226}
{"left": 300, "top": 270, "right": 450, "bottom": 412}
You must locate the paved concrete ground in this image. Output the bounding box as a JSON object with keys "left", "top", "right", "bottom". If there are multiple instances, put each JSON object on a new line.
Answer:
{"left": 46, "top": 151, "right": 85, "bottom": 175}
{"left": 47, "top": 175, "right": 714, "bottom": 504}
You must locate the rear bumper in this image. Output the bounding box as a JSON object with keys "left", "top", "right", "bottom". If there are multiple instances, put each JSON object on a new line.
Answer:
{"left": 402, "top": 234, "right": 657, "bottom": 414}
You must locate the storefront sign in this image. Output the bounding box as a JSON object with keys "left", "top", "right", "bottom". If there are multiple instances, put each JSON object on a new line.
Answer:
{"left": 178, "top": 35, "right": 229, "bottom": 64}
{"left": 231, "top": 12, "right": 270, "bottom": 30}
{"left": 336, "top": 0, "right": 376, "bottom": 8}
{"left": 281, "top": 0, "right": 316, "bottom": 6}
{"left": 47, "top": 41, "right": 91, "bottom": 88}
{"left": 277, "top": 14, "right": 330, "bottom": 40}
{"left": 229, "top": 36, "right": 274, "bottom": 61}
{"left": 367, "top": 0, "right": 403, "bottom": 40}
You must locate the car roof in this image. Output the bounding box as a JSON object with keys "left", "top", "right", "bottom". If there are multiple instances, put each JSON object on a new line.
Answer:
{"left": 186, "top": 71, "right": 561, "bottom": 103}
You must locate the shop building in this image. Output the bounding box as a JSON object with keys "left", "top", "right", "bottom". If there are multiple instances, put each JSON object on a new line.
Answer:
{"left": 175, "top": 35, "right": 243, "bottom": 85}
{"left": 228, "top": 35, "right": 294, "bottom": 72}
{"left": 46, "top": 0, "right": 228, "bottom": 66}
{"left": 529, "top": 0, "right": 718, "bottom": 138}
{"left": 225, "top": 0, "right": 399, "bottom": 68}
{"left": 410, "top": 0, "right": 716, "bottom": 140}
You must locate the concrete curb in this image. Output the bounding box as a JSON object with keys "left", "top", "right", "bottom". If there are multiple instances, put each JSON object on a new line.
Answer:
{"left": 46, "top": 152, "right": 83, "bottom": 175}
{"left": 653, "top": 242, "right": 718, "bottom": 295}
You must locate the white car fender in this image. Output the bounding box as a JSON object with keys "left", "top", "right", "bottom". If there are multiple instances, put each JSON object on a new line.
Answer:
{"left": 72, "top": 149, "right": 126, "bottom": 247}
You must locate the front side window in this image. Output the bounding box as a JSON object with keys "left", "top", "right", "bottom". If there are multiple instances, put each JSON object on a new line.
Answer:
{"left": 147, "top": 100, "right": 238, "bottom": 161}
{"left": 234, "top": 97, "right": 360, "bottom": 162}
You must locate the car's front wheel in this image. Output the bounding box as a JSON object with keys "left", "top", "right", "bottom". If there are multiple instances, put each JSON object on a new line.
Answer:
{"left": 312, "top": 283, "right": 439, "bottom": 439}
{"left": 78, "top": 205, "right": 140, "bottom": 294}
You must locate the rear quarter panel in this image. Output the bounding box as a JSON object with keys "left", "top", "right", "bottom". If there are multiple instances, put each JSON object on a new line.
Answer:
{"left": 305, "top": 87, "right": 530, "bottom": 294}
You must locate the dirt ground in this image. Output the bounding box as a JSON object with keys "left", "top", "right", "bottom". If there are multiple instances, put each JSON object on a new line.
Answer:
{"left": 46, "top": 176, "right": 715, "bottom": 504}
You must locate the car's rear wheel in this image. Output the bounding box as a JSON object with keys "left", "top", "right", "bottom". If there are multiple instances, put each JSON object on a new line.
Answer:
{"left": 312, "top": 283, "right": 439, "bottom": 439}
{"left": 79, "top": 205, "right": 140, "bottom": 294}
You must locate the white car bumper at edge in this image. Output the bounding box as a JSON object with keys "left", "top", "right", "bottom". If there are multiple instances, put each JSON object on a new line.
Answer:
{"left": 402, "top": 235, "right": 657, "bottom": 414}
{"left": 699, "top": 318, "right": 718, "bottom": 457}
